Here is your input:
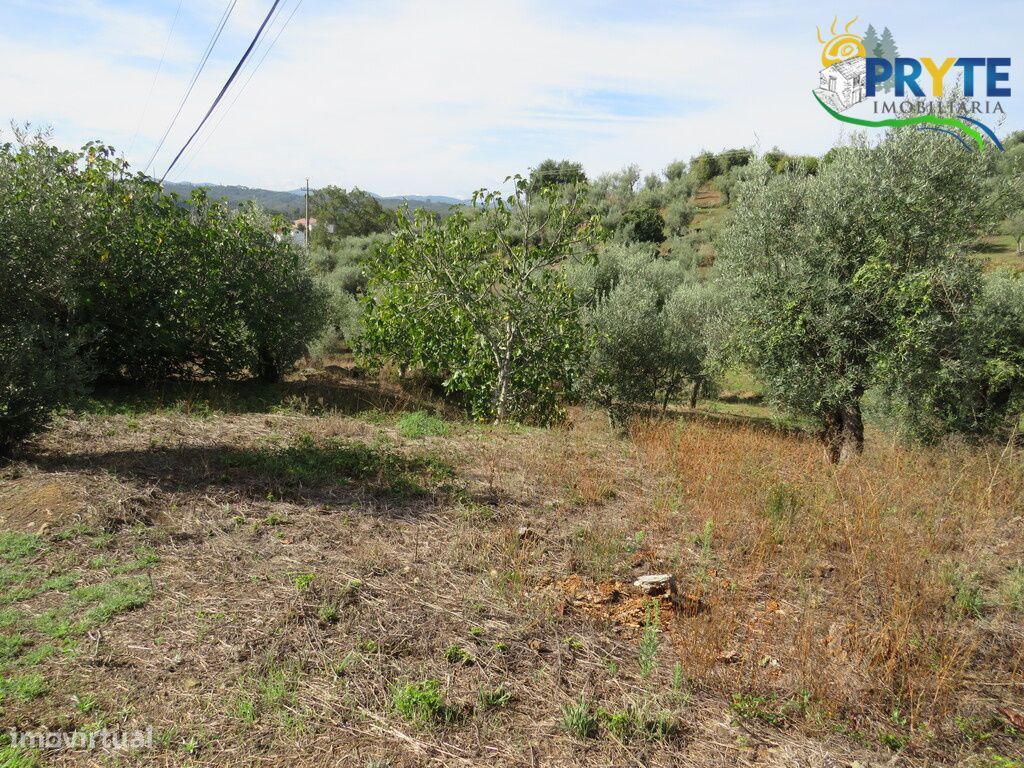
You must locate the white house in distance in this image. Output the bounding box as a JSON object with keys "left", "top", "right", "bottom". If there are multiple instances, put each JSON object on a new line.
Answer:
{"left": 814, "top": 56, "right": 866, "bottom": 112}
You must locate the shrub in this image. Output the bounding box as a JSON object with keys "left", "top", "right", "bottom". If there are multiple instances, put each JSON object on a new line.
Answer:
{"left": 359, "top": 176, "right": 597, "bottom": 424}
{"left": 577, "top": 247, "right": 715, "bottom": 418}
{"left": 883, "top": 270, "right": 1024, "bottom": 442}
{"left": 0, "top": 133, "right": 92, "bottom": 453}
{"left": 663, "top": 197, "right": 695, "bottom": 237}
{"left": 0, "top": 133, "right": 330, "bottom": 451}
{"left": 76, "top": 179, "right": 329, "bottom": 382}
{"left": 689, "top": 152, "right": 720, "bottom": 187}
{"left": 617, "top": 202, "right": 665, "bottom": 243}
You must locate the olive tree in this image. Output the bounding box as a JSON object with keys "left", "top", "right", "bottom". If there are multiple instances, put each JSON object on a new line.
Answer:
{"left": 309, "top": 186, "right": 392, "bottom": 246}
{"left": 1001, "top": 210, "right": 1024, "bottom": 255}
{"left": 718, "top": 130, "right": 995, "bottom": 462}
{"left": 881, "top": 270, "right": 1024, "bottom": 441}
{"left": 575, "top": 244, "right": 715, "bottom": 421}
{"left": 359, "top": 176, "right": 597, "bottom": 423}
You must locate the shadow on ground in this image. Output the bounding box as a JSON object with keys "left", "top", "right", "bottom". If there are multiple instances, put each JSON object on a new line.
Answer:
{"left": 25, "top": 435, "right": 458, "bottom": 514}
{"left": 81, "top": 373, "right": 440, "bottom": 419}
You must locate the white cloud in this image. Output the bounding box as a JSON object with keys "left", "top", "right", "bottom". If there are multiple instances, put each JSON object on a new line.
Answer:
{"left": 2, "top": 0, "right": 1019, "bottom": 196}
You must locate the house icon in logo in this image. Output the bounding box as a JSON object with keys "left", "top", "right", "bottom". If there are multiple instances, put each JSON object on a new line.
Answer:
{"left": 814, "top": 16, "right": 867, "bottom": 113}
{"left": 815, "top": 57, "right": 867, "bottom": 113}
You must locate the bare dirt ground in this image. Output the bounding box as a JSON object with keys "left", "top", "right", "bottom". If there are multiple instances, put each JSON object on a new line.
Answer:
{"left": 0, "top": 364, "right": 1021, "bottom": 767}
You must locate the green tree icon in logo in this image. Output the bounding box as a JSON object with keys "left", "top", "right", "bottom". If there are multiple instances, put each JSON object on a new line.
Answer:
{"left": 861, "top": 24, "right": 898, "bottom": 93}
{"left": 862, "top": 24, "right": 881, "bottom": 60}
{"left": 877, "top": 26, "right": 899, "bottom": 93}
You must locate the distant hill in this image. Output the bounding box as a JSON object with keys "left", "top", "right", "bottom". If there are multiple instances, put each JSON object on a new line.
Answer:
{"left": 163, "top": 182, "right": 465, "bottom": 216}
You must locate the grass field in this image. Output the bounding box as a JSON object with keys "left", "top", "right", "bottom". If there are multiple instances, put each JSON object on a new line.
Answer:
{"left": 975, "top": 235, "right": 1024, "bottom": 272}
{"left": 0, "top": 361, "right": 1021, "bottom": 767}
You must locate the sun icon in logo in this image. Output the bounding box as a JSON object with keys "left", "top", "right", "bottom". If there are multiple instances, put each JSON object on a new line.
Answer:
{"left": 816, "top": 16, "right": 866, "bottom": 68}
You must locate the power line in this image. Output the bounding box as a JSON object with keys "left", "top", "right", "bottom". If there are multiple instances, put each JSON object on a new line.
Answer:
{"left": 175, "top": 0, "right": 301, "bottom": 177}
{"left": 142, "top": 0, "right": 238, "bottom": 175}
{"left": 127, "top": 0, "right": 184, "bottom": 163}
{"left": 159, "top": 0, "right": 284, "bottom": 184}
{"left": 171, "top": 0, "right": 303, "bottom": 179}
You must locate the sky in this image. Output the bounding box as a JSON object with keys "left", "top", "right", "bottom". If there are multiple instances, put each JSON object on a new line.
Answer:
{"left": 1, "top": 0, "right": 1021, "bottom": 197}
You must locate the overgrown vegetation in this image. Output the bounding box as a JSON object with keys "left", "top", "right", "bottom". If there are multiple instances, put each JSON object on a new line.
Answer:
{"left": 359, "top": 175, "right": 597, "bottom": 424}
{"left": 2, "top": 116, "right": 1024, "bottom": 767}
{"left": 1, "top": 128, "right": 328, "bottom": 452}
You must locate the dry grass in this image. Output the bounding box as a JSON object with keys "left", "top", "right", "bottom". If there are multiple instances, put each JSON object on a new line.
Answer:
{"left": 0, "top": 366, "right": 1021, "bottom": 766}
{"left": 628, "top": 419, "right": 1024, "bottom": 755}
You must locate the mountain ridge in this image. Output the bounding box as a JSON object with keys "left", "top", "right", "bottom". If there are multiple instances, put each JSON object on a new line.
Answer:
{"left": 162, "top": 182, "right": 466, "bottom": 216}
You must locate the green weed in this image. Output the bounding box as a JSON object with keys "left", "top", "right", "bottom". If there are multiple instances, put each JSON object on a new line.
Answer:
{"left": 0, "top": 745, "right": 40, "bottom": 768}
{"left": 443, "top": 644, "right": 474, "bottom": 665}
{"left": 729, "top": 693, "right": 788, "bottom": 727}
{"left": 560, "top": 697, "right": 598, "bottom": 739}
{"left": 1000, "top": 568, "right": 1024, "bottom": 611}
{"left": 0, "top": 673, "right": 47, "bottom": 703}
{"left": 396, "top": 411, "right": 451, "bottom": 438}
{"left": 392, "top": 680, "right": 456, "bottom": 726}
{"left": 638, "top": 600, "right": 660, "bottom": 677}
{"left": 71, "top": 578, "right": 151, "bottom": 625}
{"left": 0, "top": 534, "right": 43, "bottom": 563}
{"left": 602, "top": 705, "right": 675, "bottom": 742}
{"left": 477, "top": 685, "right": 511, "bottom": 709}
{"left": 292, "top": 572, "right": 315, "bottom": 591}
{"left": 0, "top": 633, "right": 29, "bottom": 664}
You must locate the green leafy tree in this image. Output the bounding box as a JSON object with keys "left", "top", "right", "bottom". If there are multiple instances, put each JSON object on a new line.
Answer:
{"left": 762, "top": 147, "right": 786, "bottom": 173}
{"left": 664, "top": 160, "right": 687, "bottom": 182}
{"left": 1001, "top": 210, "right": 1024, "bottom": 255}
{"left": 718, "top": 130, "right": 994, "bottom": 462}
{"left": 0, "top": 130, "right": 89, "bottom": 453}
{"left": 359, "top": 176, "right": 598, "bottom": 423}
{"left": 576, "top": 245, "right": 714, "bottom": 420}
{"left": 881, "top": 270, "right": 1024, "bottom": 441}
{"left": 1, "top": 131, "right": 331, "bottom": 452}
{"left": 72, "top": 156, "right": 329, "bottom": 382}
{"left": 717, "top": 149, "right": 753, "bottom": 171}
{"left": 618, "top": 202, "right": 666, "bottom": 243}
{"left": 310, "top": 186, "right": 392, "bottom": 246}
{"left": 529, "top": 159, "right": 587, "bottom": 193}
{"left": 689, "top": 152, "right": 720, "bottom": 187}
{"left": 663, "top": 197, "right": 695, "bottom": 237}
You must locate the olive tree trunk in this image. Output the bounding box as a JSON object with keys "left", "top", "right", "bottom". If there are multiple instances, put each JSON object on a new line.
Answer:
{"left": 822, "top": 399, "right": 864, "bottom": 464}
{"left": 689, "top": 378, "right": 701, "bottom": 410}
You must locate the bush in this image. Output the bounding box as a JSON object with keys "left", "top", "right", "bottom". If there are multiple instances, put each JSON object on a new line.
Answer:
{"left": 688, "top": 152, "right": 720, "bottom": 187}
{"left": 0, "top": 133, "right": 331, "bottom": 451}
{"left": 577, "top": 247, "right": 714, "bottom": 418}
{"left": 74, "top": 171, "right": 329, "bottom": 382}
{"left": 663, "top": 197, "right": 695, "bottom": 237}
{"left": 359, "top": 177, "right": 596, "bottom": 424}
{"left": 617, "top": 202, "right": 665, "bottom": 243}
{"left": 0, "top": 133, "right": 89, "bottom": 453}
{"left": 663, "top": 160, "right": 687, "bottom": 182}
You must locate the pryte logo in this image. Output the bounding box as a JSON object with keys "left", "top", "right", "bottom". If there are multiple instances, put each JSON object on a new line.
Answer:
{"left": 866, "top": 58, "right": 1010, "bottom": 99}
{"left": 812, "top": 17, "right": 1009, "bottom": 151}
